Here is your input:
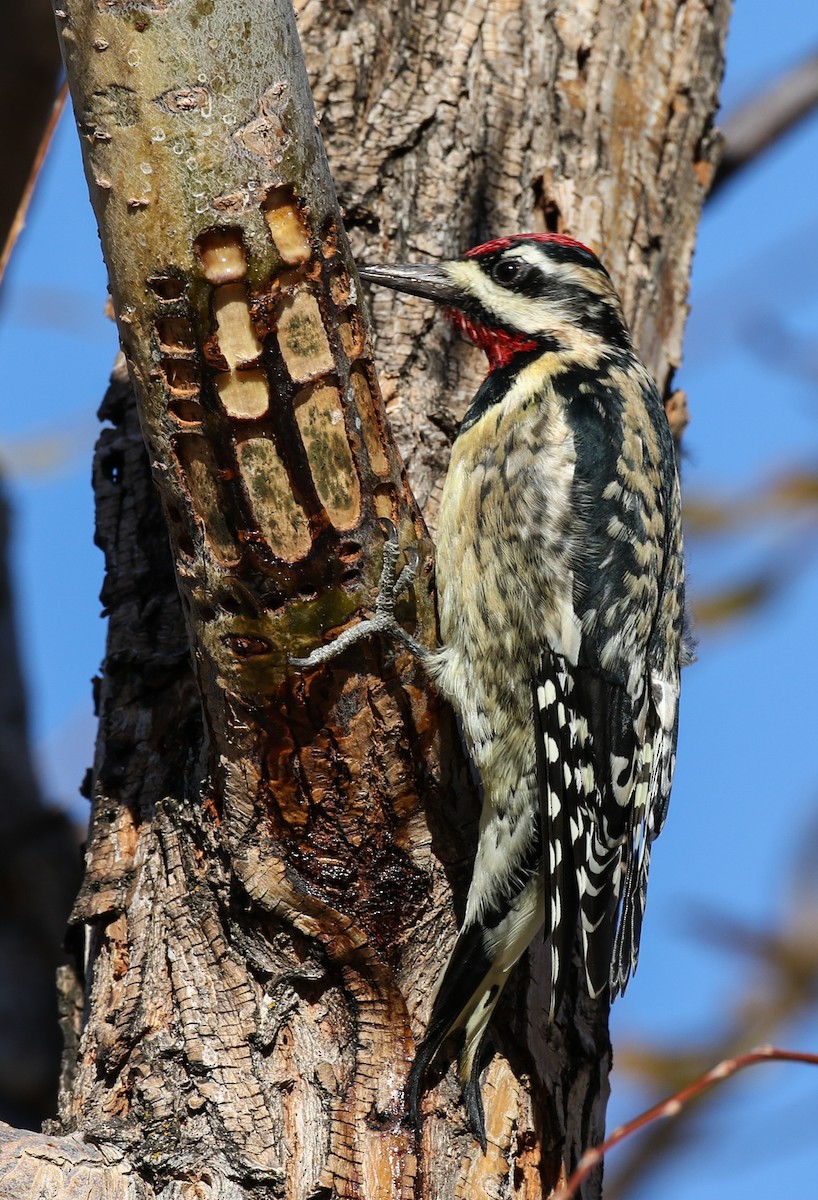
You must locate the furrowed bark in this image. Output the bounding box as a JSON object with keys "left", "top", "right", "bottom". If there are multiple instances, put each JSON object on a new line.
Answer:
{"left": 0, "top": 1, "right": 730, "bottom": 1198}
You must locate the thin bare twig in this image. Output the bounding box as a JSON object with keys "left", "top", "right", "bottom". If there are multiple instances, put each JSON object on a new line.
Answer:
{"left": 0, "top": 81, "right": 67, "bottom": 289}
{"left": 552, "top": 1045, "right": 818, "bottom": 1200}
{"left": 710, "top": 50, "right": 818, "bottom": 197}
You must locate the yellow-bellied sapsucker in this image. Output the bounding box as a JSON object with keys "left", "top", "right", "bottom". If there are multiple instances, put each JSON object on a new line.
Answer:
{"left": 297, "top": 233, "right": 690, "bottom": 1150}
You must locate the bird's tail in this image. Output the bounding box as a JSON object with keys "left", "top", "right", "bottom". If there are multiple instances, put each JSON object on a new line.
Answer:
{"left": 609, "top": 743, "right": 658, "bottom": 996}
{"left": 406, "top": 878, "right": 543, "bottom": 1151}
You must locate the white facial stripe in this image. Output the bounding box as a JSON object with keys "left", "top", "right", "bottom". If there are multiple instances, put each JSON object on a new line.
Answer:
{"left": 444, "top": 248, "right": 620, "bottom": 340}
{"left": 511, "top": 244, "right": 617, "bottom": 301}
{"left": 444, "top": 260, "right": 544, "bottom": 333}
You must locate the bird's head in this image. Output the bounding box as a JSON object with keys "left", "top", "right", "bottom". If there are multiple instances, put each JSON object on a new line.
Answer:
{"left": 359, "top": 233, "right": 631, "bottom": 371}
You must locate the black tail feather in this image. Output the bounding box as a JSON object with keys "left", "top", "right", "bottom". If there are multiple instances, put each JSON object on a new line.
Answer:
{"left": 405, "top": 922, "right": 492, "bottom": 1134}
{"left": 610, "top": 833, "right": 650, "bottom": 995}
{"left": 405, "top": 1029, "right": 443, "bottom": 1134}
{"left": 406, "top": 1015, "right": 490, "bottom": 1154}
{"left": 463, "top": 1061, "right": 488, "bottom": 1153}
{"left": 577, "top": 829, "right": 621, "bottom": 999}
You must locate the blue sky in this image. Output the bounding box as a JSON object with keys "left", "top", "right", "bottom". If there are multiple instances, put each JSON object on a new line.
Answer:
{"left": 606, "top": 3, "right": 818, "bottom": 1197}
{"left": 1, "top": 2, "right": 817, "bottom": 1195}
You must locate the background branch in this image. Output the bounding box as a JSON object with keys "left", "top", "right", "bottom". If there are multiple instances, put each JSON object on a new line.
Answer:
{"left": 556, "top": 1047, "right": 818, "bottom": 1200}
{"left": 710, "top": 49, "right": 818, "bottom": 197}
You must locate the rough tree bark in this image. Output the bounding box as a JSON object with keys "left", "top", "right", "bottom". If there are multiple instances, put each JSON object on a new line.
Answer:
{"left": 0, "top": 1, "right": 729, "bottom": 1198}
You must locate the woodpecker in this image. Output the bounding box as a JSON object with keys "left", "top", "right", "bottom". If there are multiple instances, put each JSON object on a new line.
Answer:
{"left": 298, "top": 233, "right": 689, "bottom": 1149}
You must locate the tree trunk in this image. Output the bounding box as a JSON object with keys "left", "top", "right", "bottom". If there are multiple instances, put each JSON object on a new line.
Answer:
{"left": 0, "top": 1, "right": 729, "bottom": 1197}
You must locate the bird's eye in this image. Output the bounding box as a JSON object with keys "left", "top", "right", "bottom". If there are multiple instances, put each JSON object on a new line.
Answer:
{"left": 491, "top": 258, "right": 522, "bottom": 285}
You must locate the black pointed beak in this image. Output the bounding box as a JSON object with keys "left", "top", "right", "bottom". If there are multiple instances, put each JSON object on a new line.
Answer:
{"left": 358, "top": 262, "right": 460, "bottom": 305}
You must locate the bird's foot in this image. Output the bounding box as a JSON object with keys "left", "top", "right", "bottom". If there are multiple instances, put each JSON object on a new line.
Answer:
{"left": 291, "top": 520, "right": 426, "bottom": 670}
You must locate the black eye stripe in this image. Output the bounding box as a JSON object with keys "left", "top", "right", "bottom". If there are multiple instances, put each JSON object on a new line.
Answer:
{"left": 538, "top": 242, "right": 608, "bottom": 274}
{"left": 483, "top": 240, "right": 607, "bottom": 281}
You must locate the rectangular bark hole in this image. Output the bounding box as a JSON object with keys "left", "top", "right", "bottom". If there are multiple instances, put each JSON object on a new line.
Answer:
{"left": 374, "top": 484, "right": 397, "bottom": 523}
{"left": 349, "top": 367, "right": 388, "bottom": 476}
{"left": 338, "top": 309, "right": 364, "bottom": 359}
{"left": 147, "top": 274, "right": 184, "bottom": 300}
{"left": 262, "top": 185, "right": 311, "bottom": 265}
{"left": 329, "top": 268, "right": 351, "bottom": 307}
{"left": 195, "top": 227, "right": 248, "bottom": 283}
{"left": 214, "top": 370, "right": 269, "bottom": 420}
{"left": 156, "top": 316, "right": 196, "bottom": 352}
{"left": 165, "top": 504, "right": 195, "bottom": 558}
{"left": 213, "top": 284, "right": 263, "bottom": 366}
{"left": 321, "top": 218, "right": 338, "bottom": 259}
{"left": 161, "top": 358, "right": 199, "bottom": 395}
{"left": 293, "top": 383, "right": 361, "bottom": 531}
{"left": 174, "top": 436, "right": 241, "bottom": 564}
{"left": 235, "top": 434, "right": 312, "bottom": 563}
{"left": 337, "top": 541, "right": 362, "bottom": 564}
{"left": 275, "top": 291, "right": 334, "bottom": 382}
{"left": 169, "top": 396, "right": 205, "bottom": 424}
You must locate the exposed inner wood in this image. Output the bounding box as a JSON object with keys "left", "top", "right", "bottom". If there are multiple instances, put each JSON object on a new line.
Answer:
{"left": 264, "top": 184, "right": 313, "bottom": 264}
{"left": 196, "top": 228, "right": 251, "bottom": 284}
{"left": 275, "top": 289, "right": 336, "bottom": 382}
{"left": 214, "top": 368, "right": 270, "bottom": 420}
{"left": 235, "top": 433, "right": 313, "bottom": 559}
{"left": 293, "top": 382, "right": 362, "bottom": 529}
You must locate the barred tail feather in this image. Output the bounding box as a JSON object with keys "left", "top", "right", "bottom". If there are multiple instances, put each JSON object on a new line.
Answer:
{"left": 611, "top": 723, "right": 664, "bottom": 995}
{"left": 610, "top": 804, "right": 653, "bottom": 995}
{"left": 535, "top": 662, "right": 593, "bottom": 1018}
{"left": 576, "top": 825, "right": 622, "bottom": 998}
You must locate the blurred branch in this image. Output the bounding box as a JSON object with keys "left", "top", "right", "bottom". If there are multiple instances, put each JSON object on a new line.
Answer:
{"left": 684, "top": 465, "right": 818, "bottom": 627}
{"left": 0, "top": 0, "right": 62, "bottom": 272}
{"left": 691, "top": 547, "right": 816, "bottom": 628}
{"left": 0, "top": 84, "right": 66, "bottom": 288}
{"left": 605, "top": 824, "right": 818, "bottom": 1196}
{"left": 692, "top": 571, "right": 780, "bottom": 626}
{"left": 554, "top": 1047, "right": 818, "bottom": 1200}
{"left": 710, "top": 49, "right": 818, "bottom": 197}
{"left": 685, "top": 469, "right": 818, "bottom": 536}
{"left": 0, "top": 414, "right": 98, "bottom": 480}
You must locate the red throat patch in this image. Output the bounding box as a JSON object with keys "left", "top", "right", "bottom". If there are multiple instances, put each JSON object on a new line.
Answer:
{"left": 448, "top": 232, "right": 598, "bottom": 370}
{"left": 447, "top": 309, "right": 539, "bottom": 372}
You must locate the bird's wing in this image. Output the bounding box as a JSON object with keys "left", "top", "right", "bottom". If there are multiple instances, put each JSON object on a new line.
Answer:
{"left": 535, "top": 646, "right": 649, "bottom": 1016}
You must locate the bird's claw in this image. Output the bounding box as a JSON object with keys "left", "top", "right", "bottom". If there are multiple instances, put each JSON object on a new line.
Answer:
{"left": 395, "top": 549, "right": 420, "bottom": 599}
{"left": 291, "top": 525, "right": 425, "bottom": 672}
